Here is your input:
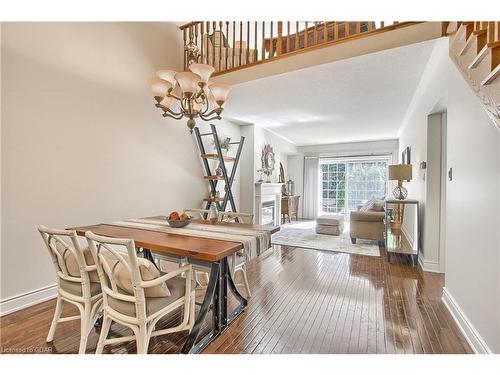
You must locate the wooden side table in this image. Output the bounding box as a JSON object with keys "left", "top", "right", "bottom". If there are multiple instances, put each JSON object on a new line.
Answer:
{"left": 281, "top": 195, "right": 300, "bottom": 224}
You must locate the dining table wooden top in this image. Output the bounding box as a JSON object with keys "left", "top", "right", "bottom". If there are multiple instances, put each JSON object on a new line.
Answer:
{"left": 70, "top": 215, "right": 279, "bottom": 262}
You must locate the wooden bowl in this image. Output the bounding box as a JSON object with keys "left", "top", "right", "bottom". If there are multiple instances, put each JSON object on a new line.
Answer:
{"left": 167, "top": 219, "right": 191, "bottom": 228}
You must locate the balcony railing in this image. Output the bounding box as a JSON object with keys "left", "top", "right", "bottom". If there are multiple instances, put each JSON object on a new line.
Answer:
{"left": 179, "top": 21, "right": 421, "bottom": 75}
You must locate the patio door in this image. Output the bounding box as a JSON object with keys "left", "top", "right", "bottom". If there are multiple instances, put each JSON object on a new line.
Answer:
{"left": 319, "top": 156, "right": 390, "bottom": 215}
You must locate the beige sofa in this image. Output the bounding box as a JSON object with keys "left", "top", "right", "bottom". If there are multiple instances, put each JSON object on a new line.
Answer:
{"left": 349, "top": 206, "right": 385, "bottom": 245}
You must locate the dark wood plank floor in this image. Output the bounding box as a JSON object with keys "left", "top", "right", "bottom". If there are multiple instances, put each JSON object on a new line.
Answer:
{"left": 0, "top": 245, "right": 472, "bottom": 354}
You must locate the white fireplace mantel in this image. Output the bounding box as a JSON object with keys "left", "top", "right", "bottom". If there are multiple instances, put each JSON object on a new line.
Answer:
{"left": 255, "top": 182, "right": 283, "bottom": 225}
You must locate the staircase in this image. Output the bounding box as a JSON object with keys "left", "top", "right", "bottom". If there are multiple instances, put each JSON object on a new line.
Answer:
{"left": 445, "top": 22, "right": 500, "bottom": 129}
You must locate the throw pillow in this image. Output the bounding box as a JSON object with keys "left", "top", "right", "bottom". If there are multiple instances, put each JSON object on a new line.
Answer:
{"left": 360, "top": 197, "right": 376, "bottom": 212}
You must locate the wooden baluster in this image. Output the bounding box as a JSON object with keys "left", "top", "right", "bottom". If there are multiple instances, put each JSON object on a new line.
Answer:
{"left": 206, "top": 21, "right": 210, "bottom": 65}
{"left": 254, "top": 21, "right": 258, "bottom": 62}
{"left": 323, "top": 21, "right": 328, "bottom": 42}
{"left": 314, "top": 22, "right": 318, "bottom": 45}
{"left": 304, "top": 21, "right": 308, "bottom": 48}
{"left": 270, "top": 22, "right": 274, "bottom": 57}
{"left": 218, "top": 21, "right": 223, "bottom": 72}
{"left": 286, "top": 21, "right": 291, "bottom": 52}
{"left": 277, "top": 21, "right": 283, "bottom": 55}
{"left": 295, "top": 21, "right": 299, "bottom": 50}
{"left": 246, "top": 21, "right": 250, "bottom": 63}
{"left": 345, "top": 22, "right": 350, "bottom": 38}
{"left": 232, "top": 21, "right": 236, "bottom": 68}
{"left": 239, "top": 21, "right": 243, "bottom": 66}
{"left": 194, "top": 23, "right": 199, "bottom": 63}
{"left": 262, "top": 21, "right": 266, "bottom": 60}
{"left": 487, "top": 22, "right": 494, "bottom": 44}
{"left": 183, "top": 28, "right": 187, "bottom": 70}
{"left": 380, "top": 21, "right": 385, "bottom": 28}
{"left": 200, "top": 22, "right": 204, "bottom": 64}
{"left": 225, "top": 21, "right": 229, "bottom": 70}
{"left": 194, "top": 23, "right": 198, "bottom": 47}
{"left": 334, "top": 22, "right": 339, "bottom": 40}
{"left": 212, "top": 21, "right": 216, "bottom": 69}
{"left": 367, "top": 21, "right": 373, "bottom": 32}
{"left": 356, "top": 22, "right": 361, "bottom": 34}
{"left": 496, "top": 21, "right": 500, "bottom": 42}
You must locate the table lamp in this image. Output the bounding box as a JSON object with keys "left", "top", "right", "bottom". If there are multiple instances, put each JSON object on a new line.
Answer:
{"left": 388, "top": 164, "right": 412, "bottom": 200}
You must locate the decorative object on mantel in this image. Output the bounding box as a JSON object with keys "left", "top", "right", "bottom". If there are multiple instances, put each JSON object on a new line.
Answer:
{"left": 286, "top": 179, "right": 295, "bottom": 196}
{"left": 150, "top": 36, "right": 232, "bottom": 133}
{"left": 388, "top": 164, "right": 412, "bottom": 233}
{"left": 279, "top": 162, "right": 287, "bottom": 196}
{"left": 257, "top": 144, "right": 275, "bottom": 183}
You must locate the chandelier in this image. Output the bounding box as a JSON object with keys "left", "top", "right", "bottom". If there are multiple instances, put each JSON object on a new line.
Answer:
{"left": 151, "top": 43, "right": 231, "bottom": 133}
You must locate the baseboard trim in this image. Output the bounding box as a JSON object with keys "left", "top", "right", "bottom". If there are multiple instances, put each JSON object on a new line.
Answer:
{"left": 442, "top": 287, "right": 492, "bottom": 354}
{"left": 0, "top": 283, "right": 57, "bottom": 317}
{"left": 418, "top": 253, "right": 442, "bottom": 273}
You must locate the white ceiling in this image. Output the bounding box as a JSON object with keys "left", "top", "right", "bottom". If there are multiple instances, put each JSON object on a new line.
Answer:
{"left": 223, "top": 39, "right": 437, "bottom": 146}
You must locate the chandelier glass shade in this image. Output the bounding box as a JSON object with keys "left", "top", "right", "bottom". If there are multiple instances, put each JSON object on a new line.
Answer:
{"left": 151, "top": 63, "right": 231, "bottom": 132}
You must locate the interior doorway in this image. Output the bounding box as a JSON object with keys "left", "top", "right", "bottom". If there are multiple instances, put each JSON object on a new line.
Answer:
{"left": 424, "top": 112, "right": 447, "bottom": 273}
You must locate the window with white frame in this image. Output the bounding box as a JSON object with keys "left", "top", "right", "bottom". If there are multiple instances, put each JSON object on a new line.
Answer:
{"left": 319, "top": 156, "right": 389, "bottom": 215}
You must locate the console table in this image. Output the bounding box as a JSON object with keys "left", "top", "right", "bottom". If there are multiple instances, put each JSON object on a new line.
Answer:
{"left": 384, "top": 199, "right": 420, "bottom": 266}
{"left": 281, "top": 195, "right": 300, "bottom": 223}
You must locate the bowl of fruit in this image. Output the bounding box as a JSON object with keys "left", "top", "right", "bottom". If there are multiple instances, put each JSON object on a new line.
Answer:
{"left": 167, "top": 211, "right": 191, "bottom": 228}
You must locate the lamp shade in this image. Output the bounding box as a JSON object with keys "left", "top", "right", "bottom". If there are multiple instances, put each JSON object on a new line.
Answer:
{"left": 156, "top": 70, "right": 177, "bottom": 86}
{"left": 188, "top": 63, "right": 215, "bottom": 84}
{"left": 208, "top": 82, "right": 232, "bottom": 105}
{"left": 175, "top": 72, "right": 201, "bottom": 96}
{"left": 151, "top": 80, "right": 172, "bottom": 97}
{"left": 158, "top": 96, "right": 173, "bottom": 109}
{"left": 389, "top": 164, "right": 412, "bottom": 181}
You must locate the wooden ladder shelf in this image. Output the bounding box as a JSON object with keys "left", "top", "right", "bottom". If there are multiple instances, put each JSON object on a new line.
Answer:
{"left": 194, "top": 124, "right": 245, "bottom": 220}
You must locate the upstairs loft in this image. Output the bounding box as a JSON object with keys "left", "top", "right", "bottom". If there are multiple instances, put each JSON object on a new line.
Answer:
{"left": 179, "top": 21, "right": 440, "bottom": 76}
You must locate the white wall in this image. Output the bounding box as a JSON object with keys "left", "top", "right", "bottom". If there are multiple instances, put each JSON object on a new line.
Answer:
{"left": 397, "top": 37, "right": 449, "bottom": 271}
{"left": 0, "top": 22, "right": 241, "bottom": 313}
{"left": 398, "top": 37, "right": 500, "bottom": 353}
{"left": 288, "top": 138, "right": 399, "bottom": 217}
{"left": 445, "top": 64, "right": 500, "bottom": 353}
{"left": 238, "top": 124, "right": 297, "bottom": 217}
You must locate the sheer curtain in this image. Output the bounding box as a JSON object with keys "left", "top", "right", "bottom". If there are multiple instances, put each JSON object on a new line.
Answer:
{"left": 302, "top": 156, "right": 319, "bottom": 219}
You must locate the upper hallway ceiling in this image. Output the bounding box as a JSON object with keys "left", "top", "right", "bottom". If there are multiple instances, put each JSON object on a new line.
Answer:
{"left": 223, "top": 38, "right": 439, "bottom": 146}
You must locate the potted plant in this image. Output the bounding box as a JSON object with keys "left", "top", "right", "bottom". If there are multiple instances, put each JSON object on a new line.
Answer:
{"left": 213, "top": 136, "right": 231, "bottom": 155}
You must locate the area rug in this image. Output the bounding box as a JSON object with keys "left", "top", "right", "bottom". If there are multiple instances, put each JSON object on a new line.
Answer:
{"left": 271, "top": 220, "right": 380, "bottom": 257}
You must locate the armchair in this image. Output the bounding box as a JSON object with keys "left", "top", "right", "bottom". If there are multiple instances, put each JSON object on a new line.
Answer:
{"left": 349, "top": 208, "right": 385, "bottom": 246}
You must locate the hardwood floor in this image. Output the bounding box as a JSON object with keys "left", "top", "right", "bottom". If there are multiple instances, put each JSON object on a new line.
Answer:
{"left": 0, "top": 245, "right": 472, "bottom": 354}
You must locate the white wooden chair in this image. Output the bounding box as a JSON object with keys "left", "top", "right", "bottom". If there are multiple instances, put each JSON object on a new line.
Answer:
{"left": 219, "top": 211, "right": 254, "bottom": 297}
{"left": 38, "top": 225, "right": 103, "bottom": 354}
{"left": 183, "top": 208, "right": 211, "bottom": 220}
{"left": 218, "top": 211, "right": 254, "bottom": 224}
{"left": 85, "top": 231, "right": 195, "bottom": 354}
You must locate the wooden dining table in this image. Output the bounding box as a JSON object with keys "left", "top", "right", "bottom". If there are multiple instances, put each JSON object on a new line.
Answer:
{"left": 70, "top": 215, "right": 279, "bottom": 354}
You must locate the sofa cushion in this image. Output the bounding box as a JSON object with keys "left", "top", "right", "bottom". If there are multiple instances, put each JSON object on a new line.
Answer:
{"left": 316, "top": 214, "right": 344, "bottom": 226}
{"left": 56, "top": 242, "right": 170, "bottom": 297}
{"left": 59, "top": 279, "right": 101, "bottom": 297}
{"left": 109, "top": 256, "right": 171, "bottom": 298}
{"left": 55, "top": 243, "right": 100, "bottom": 283}
{"left": 359, "top": 197, "right": 385, "bottom": 212}
{"left": 350, "top": 210, "right": 385, "bottom": 222}
{"left": 107, "top": 275, "right": 189, "bottom": 317}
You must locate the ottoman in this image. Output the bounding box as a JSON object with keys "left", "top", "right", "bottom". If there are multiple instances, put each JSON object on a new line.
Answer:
{"left": 316, "top": 214, "right": 344, "bottom": 236}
